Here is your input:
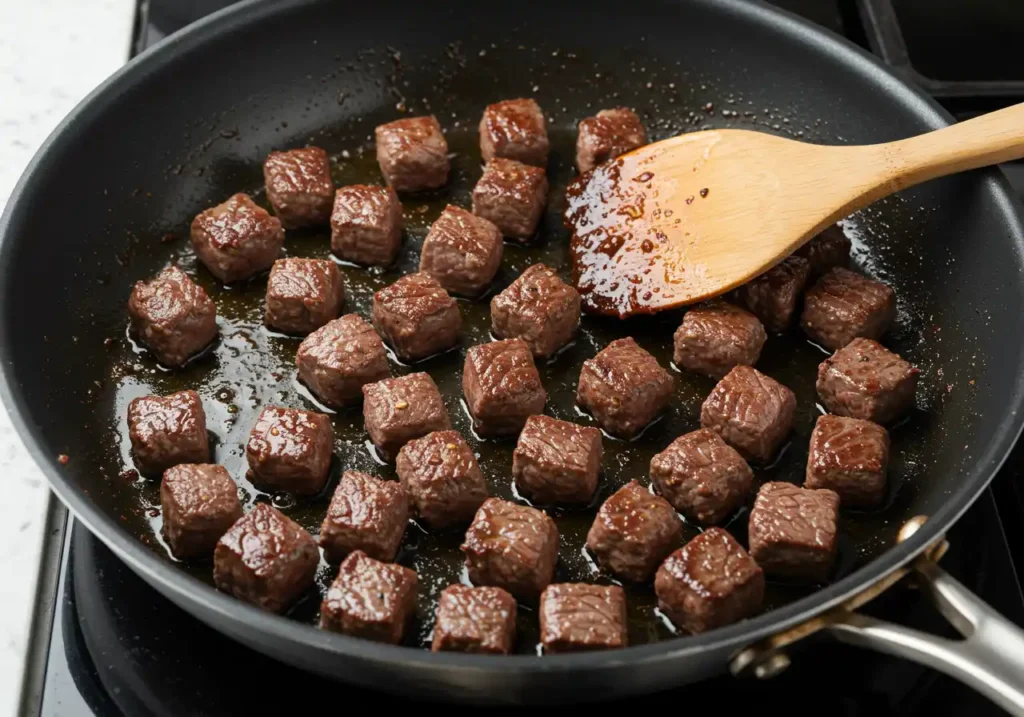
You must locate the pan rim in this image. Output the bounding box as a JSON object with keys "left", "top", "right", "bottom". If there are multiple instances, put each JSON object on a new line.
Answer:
{"left": 2, "top": 0, "right": 1023, "bottom": 677}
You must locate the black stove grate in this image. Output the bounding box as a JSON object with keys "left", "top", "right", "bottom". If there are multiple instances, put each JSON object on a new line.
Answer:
{"left": 858, "top": 0, "right": 1024, "bottom": 104}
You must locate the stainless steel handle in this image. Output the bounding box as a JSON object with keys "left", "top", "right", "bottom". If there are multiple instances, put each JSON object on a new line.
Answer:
{"left": 731, "top": 516, "right": 1024, "bottom": 716}
{"left": 827, "top": 560, "right": 1024, "bottom": 716}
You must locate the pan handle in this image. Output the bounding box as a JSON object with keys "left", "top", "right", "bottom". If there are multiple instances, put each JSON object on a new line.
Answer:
{"left": 827, "top": 560, "right": 1024, "bottom": 716}
{"left": 731, "top": 516, "right": 1024, "bottom": 716}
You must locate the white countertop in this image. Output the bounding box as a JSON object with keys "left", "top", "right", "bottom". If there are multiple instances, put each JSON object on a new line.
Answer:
{"left": 0, "top": 1, "right": 135, "bottom": 713}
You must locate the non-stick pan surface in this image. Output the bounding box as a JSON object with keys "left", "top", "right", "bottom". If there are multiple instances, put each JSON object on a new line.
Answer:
{"left": 2, "top": 0, "right": 1024, "bottom": 704}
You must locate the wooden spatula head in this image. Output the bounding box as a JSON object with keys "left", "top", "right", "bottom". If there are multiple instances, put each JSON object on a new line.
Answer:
{"left": 564, "top": 129, "right": 850, "bottom": 318}
{"left": 566, "top": 104, "right": 1024, "bottom": 318}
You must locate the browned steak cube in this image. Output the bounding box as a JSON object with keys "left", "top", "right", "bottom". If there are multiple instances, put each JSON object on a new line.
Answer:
{"left": 319, "top": 470, "right": 410, "bottom": 563}
{"left": 650, "top": 428, "right": 754, "bottom": 525}
{"left": 372, "top": 272, "right": 462, "bottom": 362}
{"left": 736, "top": 255, "right": 811, "bottom": 333}
{"left": 796, "top": 224, "right": 852, "bottom": 277}
{"left": 801, "top": 267, "right": 896, "bottom": 351}
{"left": 490, "top": 263, "right": 581, "bottom": 358}
{"left": 431, "top": 584, "right": 518, "bottom": 654}
{"left": 264, "top": 258, "right": 345, "bottom": 335}
{"left": 461, "top": 497, "right": 559, "bottom": 600}
{"left": 700, "top": 365, "right": 796, "bottom": 463}
{"left": 655, "top": 527, "right": 764, "bottom": 634}
{"left": 748, "top": 481, "right": 840, "bottom": 582}
{"left": 419, "top": 205, "right": 503, "bottom": 297}
{"left": 539, "top": 583, "right": 627, "bottom": 653}
{"left": 471, "top": 158, "right": 549, "bottom": 240}
{"left": 806, "top": 414, "right": 890, "bottom": 507}
{"left": 479, "top": 98, "right": 549, "bottom": 167}
{"left": 374, "top": 115, "right": 449, "bottom": 192}
{"left": 128, "top": 266, "right": 218, "bottom": 368}
{"left": 576, "top": 337, "right": 674, "bottom": 439}
{"left": 160, "top": 463, "right": 242, "bottom": 559}
{"left": 673, "top": 301, "right": 767, "bottom": 379}
{"left": 245, "top": 406, "right": 334, "bottom": 496}
{"left": 512, "top": 415, "right": 602, "bottom": 505}
{"left": 263, "top": 146, "right": 334, "bottom": 228}
{"left": 585, "top": 480, "right": 682, "bottom": 582}
{"left": 575, "top": 107, "right": 648, "bottom": 173}
{"left": 190, "top": 193, "right": 284, "bottom": 284}
{"left": 362, "top": 372, "right": 452, "bottom": 461}
{"left": 396, "top": 430, "right": 489, "bottom": 529}
{"left": 816, "top": 337, "right": 919, "bottom": 424}
{"left": 127, "top": 390, "right": 209, "bottom": 476}
{"left": 320, "top": 550, "right": 419, "bottom": 644}
{"left": 213, "top": 503, "right": 318, "bottom": 613}
{"left": 296, "top": 314, "right": 390, "bottom": 408}
{"left": 462, "top": 339, "right": 546, "bottom": 437}
{"left": 330, "top": 184, "right": 404, "bottom": 266}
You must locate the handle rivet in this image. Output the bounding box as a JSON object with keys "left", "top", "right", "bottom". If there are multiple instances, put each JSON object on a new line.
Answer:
{"left": 754, "top": 651, "right": 791, "bottom": 679}
{"left": 898, "top": 515, "right": 929, "bottom": 543}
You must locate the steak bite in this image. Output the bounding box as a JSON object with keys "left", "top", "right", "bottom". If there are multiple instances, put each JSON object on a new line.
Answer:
{"left": 748, "top": 482, "right": 840, "bottom": 582}
{"left": 330, "top": 184, "right": 404, "bottom": 267}
{"left": 372, "top": 272, "right": 462, "bottom": 362}
{"left": 263, "top": 146, "right": 334, "bottom": 228}
{"left": 374, "top": 115, "right": 449, "bottom": 193}
{"left": 396, "top": 430, "right": 489, "bottom": 529}
{"left": 264, "top": 258, "right": 345, "bottom": 335}
{"left": 736, "top": 255, "right": 811, "bottom": 333}
{"left": 320, "top": 550, "right": 419, "bottom": 644}
{"left": 650, "top": 428, "right": 754, "bottom": 525}
{"left": 190, "top": 192, "right": 284, "bottom": 284}
{"left": 479, "top": 98, "right": 549, "bottom": 168}
{"left": 575, "top": 107, "right": 648, "bottom": 174}
{"left": 462, "top": 339, "right": 547, "bottom": 437}
{"left": 490, "top": 263, "right": 581, "bottom": 358}
{"left": 576, "top": 337, "right": 674, "bottom": 439}
{"left": 362, "top": 372, "right": 452, "bottom": 461}
{"left": 816, "top": 337, "right": 919, "bottom": 424}
{"left": 319, "top": 470, "right": 410, "bottom": 563}
{"left": 512, "top": 415, "right": 602, "bottom": 505}
{"left": 213, "top": 503, "right": 319, "bottom": 613}
{"left": 673, "top": 301, "right": 767, "bottom": 379}
{"left": 539, "top": 583, "right": 627, "bottom": 653}
{"left": 431, "top": 584, "right": 518, "bottom": 654}
{"left": 700, "top": 365, "right": 796, "bottom": 463}
{"left": 128, "top": 266, "right": 218, "bottom": 368}
{"left": 585, "top": 480, "right": 682, "bottom": 582}
{"left": 419, "top": 205, "right": 503, "bottom": 297}
{"left": 296, "top": 314, "right": 390, "bottom": 408}
{"left": 245, "top": 406, "right": 334, "bottom": 496}
{"left": 461, "top": 497, "right": 559, "bottom": 600}
{"left": 801, "top": 267, "right": 897, "bottom": 351}
{"left": 796, "top": 224, "right": 852, "bottom": 278}
{"left": 471, "top": 158, "right": 549, "bottom": 240}
{"left": 655, "top": 527, "right": 764, "bottom": 634}
{"left": 127, "top": 390, "right": 209, "bottom": 476}
{"left": 160, "top": 463, "right": 242, "bottom": 559}
{"left": 806, "top": 414, "right": 890, "bottom": 507}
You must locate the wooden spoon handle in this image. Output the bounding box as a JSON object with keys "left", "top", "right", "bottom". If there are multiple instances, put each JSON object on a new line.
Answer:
{"left": 882, "top": 102, "right": 1024, "bottom": 191}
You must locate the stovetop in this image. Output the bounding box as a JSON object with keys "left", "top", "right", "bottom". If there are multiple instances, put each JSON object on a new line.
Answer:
{"left": 21, "top": 1, "right": 1024, "bottom": 715}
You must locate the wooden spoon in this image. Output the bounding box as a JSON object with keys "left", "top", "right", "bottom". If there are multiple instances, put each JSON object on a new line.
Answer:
{"left": 564, "top": 102, "right": 1024, "bottom": 318}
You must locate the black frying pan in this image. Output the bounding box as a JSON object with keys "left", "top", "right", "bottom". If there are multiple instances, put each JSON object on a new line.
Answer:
{"left": 3, "top": 0, "right": 1024, "bottom": 708}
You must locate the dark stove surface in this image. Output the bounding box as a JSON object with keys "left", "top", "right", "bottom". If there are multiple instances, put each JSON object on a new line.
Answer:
{"left": 25, "top": 0, "right": 1024, "bottom": 715}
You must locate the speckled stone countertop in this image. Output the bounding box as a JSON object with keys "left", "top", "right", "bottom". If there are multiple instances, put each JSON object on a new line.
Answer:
{"left": 0, "top": 1, "right": 134, "bottom": 713}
